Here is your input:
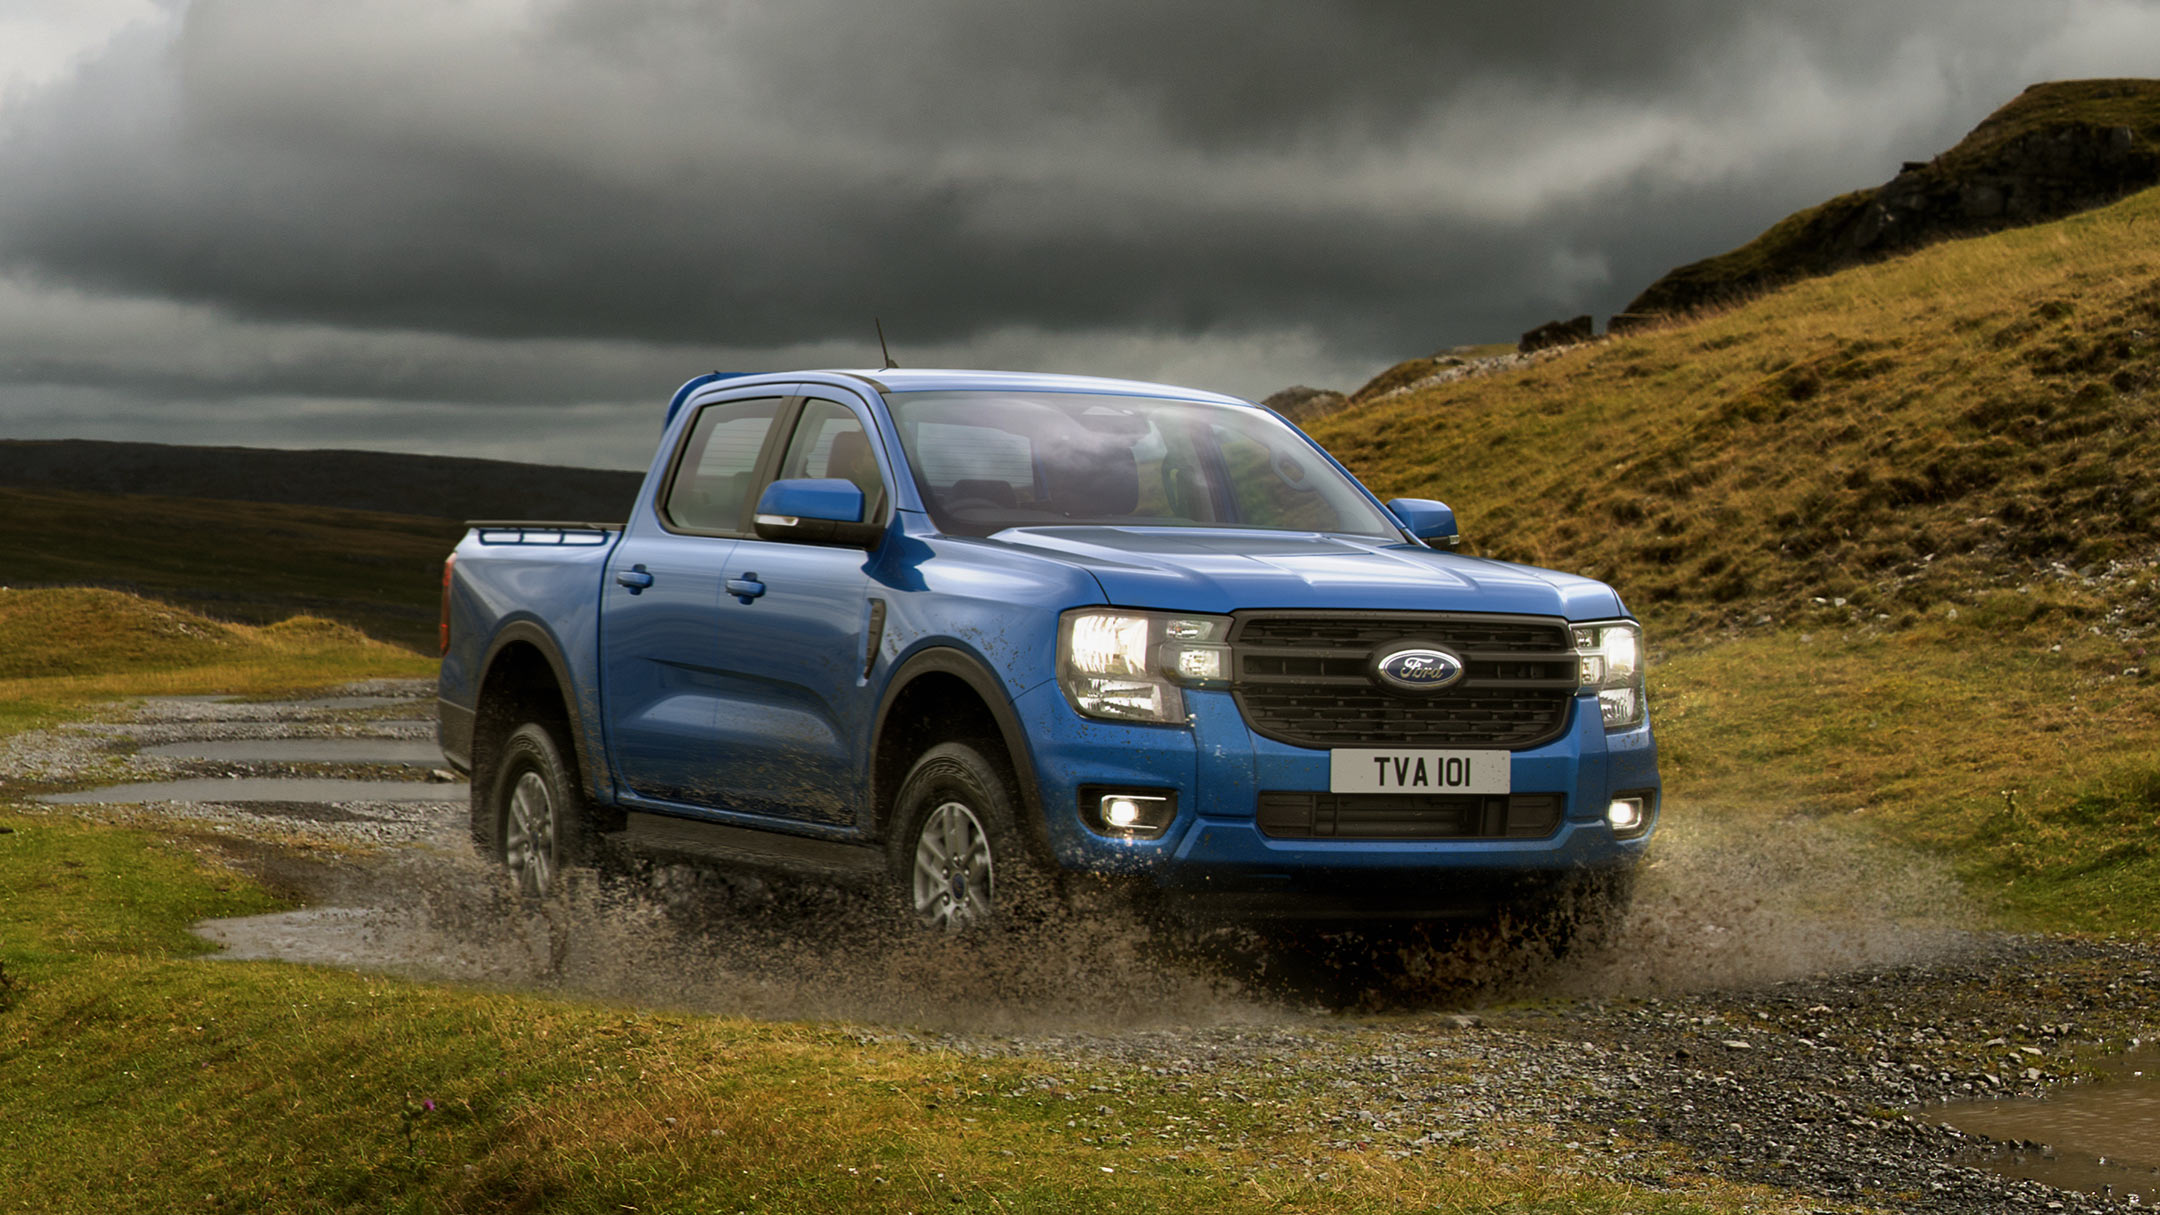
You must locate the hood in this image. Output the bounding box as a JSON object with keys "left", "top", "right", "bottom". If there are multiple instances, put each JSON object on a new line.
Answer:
{"left": 995, "top": 527, "right": 1627, "bottom": 620}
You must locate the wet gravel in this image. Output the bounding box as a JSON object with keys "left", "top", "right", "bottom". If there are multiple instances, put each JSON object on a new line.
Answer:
{"left": 924, "top": 935, "right": 2160, "bottom": 1213}
{"left": 5, "top": 678, "right": 2158, "bottom": 1212}
{"left": 0, "top": 679, "right": 464, "bottom": 848}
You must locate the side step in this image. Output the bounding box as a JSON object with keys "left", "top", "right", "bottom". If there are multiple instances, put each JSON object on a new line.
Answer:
{"left": 618, "top": 811, "right": 885, "bottom": 886}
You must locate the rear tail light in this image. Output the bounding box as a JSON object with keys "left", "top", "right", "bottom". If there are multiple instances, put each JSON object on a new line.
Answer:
{"left": 439, "top": 553, "right": 456, "bottom": 656}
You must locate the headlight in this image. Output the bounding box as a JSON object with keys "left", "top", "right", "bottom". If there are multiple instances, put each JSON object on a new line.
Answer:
{"left": 1058, "top": 609, "right": 1231, "bottom": 724}
{"left": 1573, "top": 620, "right": 1647, "bottom": 730}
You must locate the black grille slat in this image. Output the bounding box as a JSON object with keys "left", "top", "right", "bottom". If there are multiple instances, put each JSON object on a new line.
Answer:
{"left": 1230, "top": 611, "right": 1575, "bottom": 750}
{"left": 1235, "top": 614, "right": 1567, "bottom": 653}
{"left": 1258, "top": 792, "right": 1564, "bottom": 840}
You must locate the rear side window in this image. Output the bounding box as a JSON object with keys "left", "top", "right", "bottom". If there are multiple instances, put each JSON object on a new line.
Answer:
{"left": 663, "top": 397, "right": 783, "bottom": 534}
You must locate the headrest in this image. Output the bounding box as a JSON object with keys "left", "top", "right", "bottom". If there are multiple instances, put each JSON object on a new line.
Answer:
{"left": 947, "top": 478, "right": 1017, "bottom": 507}
{"left": 824, "top": 429, "right": 875, "bottom": 485}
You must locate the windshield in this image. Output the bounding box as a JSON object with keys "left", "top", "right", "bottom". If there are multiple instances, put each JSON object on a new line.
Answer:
{"left": 885, "top": 390, "right": 1400, "bottom": 538}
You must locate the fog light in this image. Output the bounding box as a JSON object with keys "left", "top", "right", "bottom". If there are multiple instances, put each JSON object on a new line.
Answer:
{"left": 1080, "top": 788, "right": 1176, "bottom": 838}
{"left": 1606, "top": 796, "right": 1648, "bottom": 836}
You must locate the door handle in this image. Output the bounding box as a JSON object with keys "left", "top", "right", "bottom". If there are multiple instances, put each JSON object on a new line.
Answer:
{"left": 615, "top": 565, "right": 654, "bottom": 594}
{"left": 726, "top": 573, "right": 766, "bottom": 604}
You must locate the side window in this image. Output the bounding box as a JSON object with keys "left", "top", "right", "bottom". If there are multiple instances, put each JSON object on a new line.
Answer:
{"left": 663, "top": 397, "right": 784, "bottom": 533}
{"left": 777, "top": 398, "right": 887, "bottom": 521}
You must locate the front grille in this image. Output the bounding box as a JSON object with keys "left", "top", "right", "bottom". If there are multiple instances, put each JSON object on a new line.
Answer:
{"left": 1230, "top": 611, "right": 1577, "bottom": 750}
{"left": 1257, "top": 792, "right": 1564, "bottom": 840}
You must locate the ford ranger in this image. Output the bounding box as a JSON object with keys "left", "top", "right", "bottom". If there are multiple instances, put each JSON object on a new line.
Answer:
{"left": 436, "top": 369, "right": 1659, "bottom": 937}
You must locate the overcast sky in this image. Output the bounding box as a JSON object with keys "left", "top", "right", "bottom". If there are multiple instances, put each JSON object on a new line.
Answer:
{"left": 1, "top": 0, "right": 2156, "bottom": 469}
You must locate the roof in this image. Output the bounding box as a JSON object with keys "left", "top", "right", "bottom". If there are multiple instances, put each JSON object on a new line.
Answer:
{"left": 823, "top": 367, "right": 1250, "bottom": 405}
{"left": 666, "top": 367, "right": 1256, "bottom": 426}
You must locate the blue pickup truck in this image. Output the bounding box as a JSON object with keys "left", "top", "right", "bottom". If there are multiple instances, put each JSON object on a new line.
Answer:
{"left": 437, "top": 368, "right": 1658, "bottom": 937}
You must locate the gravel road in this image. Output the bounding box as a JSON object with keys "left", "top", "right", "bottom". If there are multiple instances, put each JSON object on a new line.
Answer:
{"left": 6, "top": 680, "right": 2157, "bottom": 1213}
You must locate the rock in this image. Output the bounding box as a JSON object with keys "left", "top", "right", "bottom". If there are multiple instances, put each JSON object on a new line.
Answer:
{"left": 1261, "top": 386, "right": 1349, "bottom": 424}
{"left": 1518, "top": 315, "right": 1595, "bottom": 352}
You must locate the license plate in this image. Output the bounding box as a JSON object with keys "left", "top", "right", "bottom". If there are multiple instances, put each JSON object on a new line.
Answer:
{"left": 1328, "top": 749, "right": 1510, "bottom": 795}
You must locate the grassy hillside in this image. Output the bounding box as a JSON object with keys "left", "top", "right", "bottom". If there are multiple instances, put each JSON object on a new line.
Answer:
{"left": 0, "top": 487, "right": 464, "bottom": 652}
{"left": 1312, "top": 184, "right": 2160, "bottom": 931}
{"left": 0, "top": 588, "right": 434, "bottom": 740}
{"left": 1318, "top": 183, "right": 2160, "bottom": 637}
{"left": 1625, "top": 78, "right": 2160, "bottom": 317}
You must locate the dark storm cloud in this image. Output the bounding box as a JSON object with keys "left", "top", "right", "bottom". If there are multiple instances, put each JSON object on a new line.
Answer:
{"left": 4, "top": 0, "right": 2158, "bottom": 458}
{"left": 0, "top": 0, "right": 2089, "bottom": 371}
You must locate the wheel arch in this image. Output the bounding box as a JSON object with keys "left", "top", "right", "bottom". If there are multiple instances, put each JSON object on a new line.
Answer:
{"left": 870, "top": 647, "right": 1046, "bottom": 853}
{"left": 470, "top": 621, "right": 612, "bottom": 852}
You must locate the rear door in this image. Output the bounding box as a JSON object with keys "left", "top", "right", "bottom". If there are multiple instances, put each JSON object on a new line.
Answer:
{"left": 600, "top": 391, "right": 788, "bottom": 805}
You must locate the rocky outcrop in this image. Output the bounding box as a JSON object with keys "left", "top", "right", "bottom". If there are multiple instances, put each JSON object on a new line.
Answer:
{"left": 1518, "top": 315, "right": 1595, "bottom": 352}
{"left": 1626, "top": 79, "right": 2160, "bottom": 319}
{"left": 1261, "top": 385, "right": 1349, "bottom": 423}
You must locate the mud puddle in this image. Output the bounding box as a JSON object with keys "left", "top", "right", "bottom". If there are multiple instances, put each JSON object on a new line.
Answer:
{"left": 196, "top": 848, "right": 1263, "bottom": 1033}
{"left": 1935, "top": 1045, "right": 2160, "bottom": 1203}
{"left": 42, "top": 777, "right": 463, "bottom": 804}
{"left": 140, "top": 739, "right": 444, "bottom": 765}
{"left": 184, "top": 809, "right": 1987, "bottom": 1033}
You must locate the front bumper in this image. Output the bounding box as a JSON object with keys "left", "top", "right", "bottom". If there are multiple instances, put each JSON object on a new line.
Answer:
{"left": 1012, "top": 681, "right": 1660, "bottom": 908}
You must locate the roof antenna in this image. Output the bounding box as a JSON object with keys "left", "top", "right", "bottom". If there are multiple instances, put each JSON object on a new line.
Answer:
{"left": 875, "top": 318, "right": 899, "bottom": 370}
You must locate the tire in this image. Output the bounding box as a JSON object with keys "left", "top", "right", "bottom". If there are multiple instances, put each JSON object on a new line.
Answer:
{"left": 486, "top": 721, "right": 587, "bottom": 900}
{"left": 887, "top": 741, "right": 1051, "bottom": 932}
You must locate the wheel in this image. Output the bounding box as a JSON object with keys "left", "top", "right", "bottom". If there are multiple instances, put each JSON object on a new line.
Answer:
{"left": 487, "top": 722, "right": 587, "bottom": 899}
{"left": 888, "top": 741, "right": 1049, "bottom": 932}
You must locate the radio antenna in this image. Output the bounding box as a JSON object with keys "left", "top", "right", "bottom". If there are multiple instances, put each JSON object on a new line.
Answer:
{"left": 875, "top": 318, "right": 899, "bottom": 370}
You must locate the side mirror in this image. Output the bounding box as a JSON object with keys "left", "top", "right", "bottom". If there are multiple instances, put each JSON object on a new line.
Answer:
{"left": 1387, "top": 497, "right": 1459, "bottom": 549}
{"left": 753, "top": 478, "right": 884, "bottom": 547}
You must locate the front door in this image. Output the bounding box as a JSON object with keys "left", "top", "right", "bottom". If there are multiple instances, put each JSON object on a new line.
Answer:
{"left": 703, "top": 395, "right": 891, "bottom": 827}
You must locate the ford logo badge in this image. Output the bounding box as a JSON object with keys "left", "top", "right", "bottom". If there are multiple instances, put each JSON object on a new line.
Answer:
{"left": 1374, "top": 646, "right": 1465, "bottom": 692}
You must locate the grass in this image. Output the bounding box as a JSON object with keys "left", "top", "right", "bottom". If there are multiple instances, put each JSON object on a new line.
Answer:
{"left": 1649, "top": 606, "right": 2160, "bottom": 933}
{"left": 0, "top": 486, "right": 466, "bottom": 652}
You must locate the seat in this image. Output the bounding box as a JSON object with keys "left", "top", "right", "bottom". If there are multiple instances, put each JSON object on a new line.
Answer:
{"left": 946, "top": 478, "right": 1017, "bottom": 507}
{"left": 1045, "top": 445, "right": 1139, "bottom": 519}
